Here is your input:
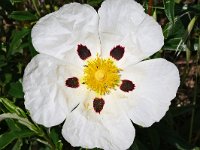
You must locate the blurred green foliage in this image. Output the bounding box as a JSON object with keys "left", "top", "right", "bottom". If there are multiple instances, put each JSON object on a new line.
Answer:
{"left": 0, "top": 0, "right": 200, "bottom": 149}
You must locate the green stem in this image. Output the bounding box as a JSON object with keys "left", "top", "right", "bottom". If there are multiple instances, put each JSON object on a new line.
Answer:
{"left": 189, "top": 36, "right": 200, "bottom": 143}
{"left": 34, "top": 123, "right": 55, "bottom": 149}
{"left": 32, "top": 0, "right": 41, "bottom": 17}
{"left": 189, "top": 81, "right": 197, "bottom": 143}
{"left": 152, "top": 6, "right": 164, "bottom": 9}
{"left": 36, "top": 138, "right": 51, "bottom": 147}
{"left": 42, "top": 134, "right": 55, "bottom": 149}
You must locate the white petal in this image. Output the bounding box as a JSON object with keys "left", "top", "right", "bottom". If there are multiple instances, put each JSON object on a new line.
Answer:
{"left": 32, "top": 3, "right": 100, "bottom": 63}
{"left": 62, "top": 99, "right": 135, "bottom": 150}
{"left": 136, "top": 15, "right": 164, "bottom": 57}
{"left": 23, "top": 54, "right": 87, "bottom": 127}
{"left": 120, "top": 58, "right": 180, "bottom": 127}
{"left": 98, "top": 0, "right": 164, "bottom": 67}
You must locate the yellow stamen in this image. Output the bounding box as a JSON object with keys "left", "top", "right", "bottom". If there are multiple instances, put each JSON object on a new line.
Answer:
{"left": 82, "top": 56, "right": 121, "bottom": 95}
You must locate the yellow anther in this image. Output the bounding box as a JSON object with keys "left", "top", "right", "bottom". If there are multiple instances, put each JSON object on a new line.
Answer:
{"left": 82, "top": 56, "right": 121, "bottom": 95}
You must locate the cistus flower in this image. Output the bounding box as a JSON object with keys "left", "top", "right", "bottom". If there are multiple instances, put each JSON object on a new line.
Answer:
{"left": 23, "top": 0, "right": 180, "bottom": 149}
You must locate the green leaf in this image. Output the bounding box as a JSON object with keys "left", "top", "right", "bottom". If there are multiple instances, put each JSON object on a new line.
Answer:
{"left": 87, "top": 0, "right": 103, "bottom": 7}
{"left": 49, "top": 128, "right": 63, "bottom": 150}
{"left": 8, "top": 28, "right": 30, "bottom": 55}
{"left": 153, "top": 9, "right": 157, "bottom": 20}
{"left": 164, "top": 37, "right": 183, "bottom": 51}
{"left": 49, "top": 128, "right": 59, "bottom": 146}
{"left": 0, "top": 98, "right": 26, "bottom": 117}
{"left": 0, "top": 129, "right": 35, "bottom": 149}
{"left": 187, "top": 16, "right": 197, "bottom": 34}
{"left": 163, "top": 17, "right": 185, "bottom": 39}
{"left": 175, "top": 16, "right": 197, "bottom": 52}
{"left": 55, "top": 140, "right": 63, "bottom": 150}
{"left": 10, "top": 0, "right": 23, "bottom": 4}
{"left": 4, "top": 73, "right": 12, "bottom": 84}
{"left": 175, "top": 0, "right": 181, "bottom": 3}
{"left": 189, "top": 4, "right": 200, "bottom": 15}
{"left": 163, "top": 0, "right": 175, "bottom": 23}
{"left": 9, "top": 11, "right": 38, "bottom": 21}
{"left": 0, "top": 55, "right": 6, "bottom": 68}
{"left": 0, "top": 113, "right": 40, "bottom": 134}
{"left": 8, "top": 81, "right": 24, "bottom": 98}
{"left": 28, "top": 33, "right": 38, "bottom": 57}
{"left": 163, "top": 17, "right": 187, "bottom": 51}
{"left": 5, "top": 119, "right": 21, "bottom": 131}
{"left": 12, "top": 139, "right": 23, "bottom": 150}
{"left": 10, "top": 0, "right": 23, "bottom": 5}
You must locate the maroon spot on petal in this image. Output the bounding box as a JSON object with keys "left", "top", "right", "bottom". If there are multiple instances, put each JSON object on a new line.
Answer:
{"left": 93, "top": 98, "right": 105, "bottom": 114}
{"left": 77, "top": 44, "right": 91, "bottom": 60}
{"left": 65, "top": 77, "right": 79, "bottom": 88}
{"left": 110, "top": 45, "right": 125, "bottom": 60}
{"left": 120, "top": 80, "right": 135, "bottom": 92}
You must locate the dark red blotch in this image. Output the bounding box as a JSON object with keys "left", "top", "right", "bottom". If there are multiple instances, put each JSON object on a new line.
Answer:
{"left": 65, "top": 77, "right": 79, "bottom": 88}
{"left": 110, "top": 45, "right": 125, "bottom": 60}
{"left": 93, "top": 98, "right": 105, "bottom": 114}
{"left": 77, "top": 44, "right": 91, "bottom": 60}
{"left": 120, "top": 80, "right": 135, "bottom": 92}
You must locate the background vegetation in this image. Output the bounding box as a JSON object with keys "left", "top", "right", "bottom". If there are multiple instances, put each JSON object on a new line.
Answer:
{"left": 0, "top": 0, "right": 200, "bottom": 149}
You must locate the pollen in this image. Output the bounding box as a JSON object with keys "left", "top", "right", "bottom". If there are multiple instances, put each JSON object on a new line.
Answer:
{"left": 82, "top": 56, "right": 121, "bottom": 95}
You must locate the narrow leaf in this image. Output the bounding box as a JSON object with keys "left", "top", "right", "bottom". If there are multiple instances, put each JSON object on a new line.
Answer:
{"left": 0, "top": 98, "right": 26, "bottom": 117}
{"left": 9, "top": 11, "right": 38, "bottom": 21}
{"left": 12, "top": 139, "right": 23, "bottom": 150}
{"left": 9, "top": 28, "right": 30, "bottom": 55}
{"left": 187, "top": 16, "right": 197, "bottom": 34}
{"left": 163, "top": 0, "right": 175, "bottom": 23}
{"left": 0, "top": 129, "right": 35, "bottom": 149}
{"left": 10, "top": 0, "right": 23, "bottom": 4}
{"left": 0, "top": 113, "right": 39, "bottom": 134}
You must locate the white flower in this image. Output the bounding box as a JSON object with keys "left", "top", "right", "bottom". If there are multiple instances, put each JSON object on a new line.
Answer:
{"left": 23, "top": 0, "right": 180, "bottom": 149}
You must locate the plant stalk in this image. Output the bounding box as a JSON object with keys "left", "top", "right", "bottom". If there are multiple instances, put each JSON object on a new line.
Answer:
{"left": 148, "top": 0, "right": 153, "bottom": 15}
{"left": 32, "top": 0, "right": 41, "bottom": 17}
{"left": 189, "top": 36, "right": 200, "bottom": 143}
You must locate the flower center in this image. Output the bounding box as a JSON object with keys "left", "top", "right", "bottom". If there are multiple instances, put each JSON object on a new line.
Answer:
{"left": 95, "top": 70, "right": 105, "bottom": 81}
{"left": 82, "top": 56, "right": 121, "bottom": 95}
